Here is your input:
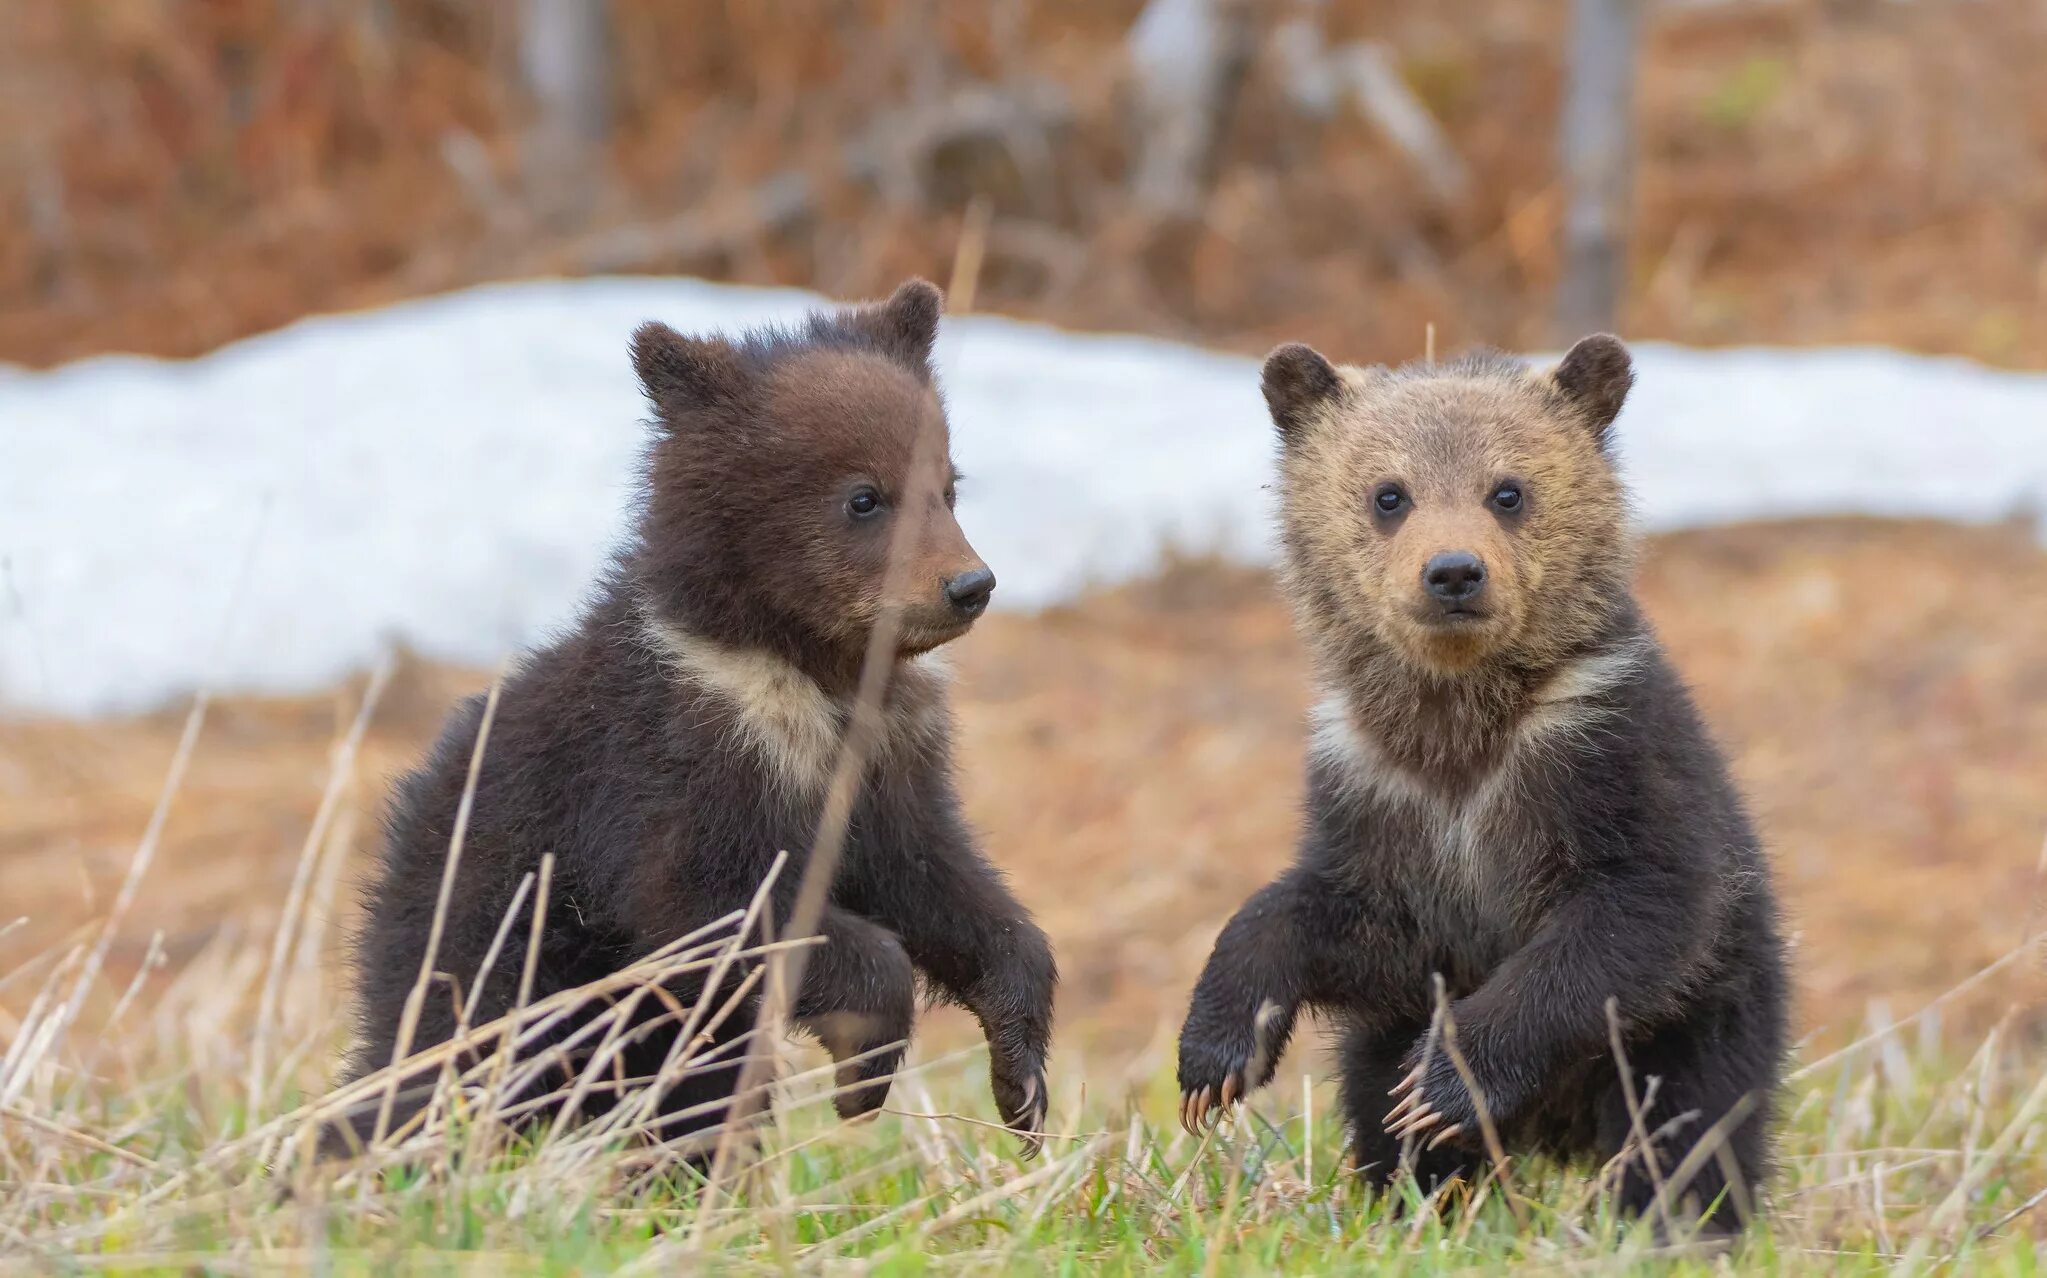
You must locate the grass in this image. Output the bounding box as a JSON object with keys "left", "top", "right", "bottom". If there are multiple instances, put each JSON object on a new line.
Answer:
{"left": 6, "top": 1049, "right": 2047, "bottom": 1273}
{"left": 6, "top": 522, "right": 2046, "bottom": 1272}
{"left": 5, "top": 886, "right": 2046, "bottom": 1273}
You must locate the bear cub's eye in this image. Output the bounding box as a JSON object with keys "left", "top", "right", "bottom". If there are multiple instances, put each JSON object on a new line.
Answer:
{"left": 1372, "top": 483, "right": 1408, "bottom": 516}
{"left": 1491, "top": 482, "right": 1523, "bottom": 513}
{"left": 847, "top": 486, "right": 884, "bottom": 519}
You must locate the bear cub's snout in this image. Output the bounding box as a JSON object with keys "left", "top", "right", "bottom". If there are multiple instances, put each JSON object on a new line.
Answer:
{"left": 1421, "top": 550, "right": 1487, "bottom": 609}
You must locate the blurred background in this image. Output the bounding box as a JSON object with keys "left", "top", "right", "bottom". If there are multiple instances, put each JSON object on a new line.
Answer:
{"left": 6, "top": 0, "right": 2046, "bottom": 366}
{"left": 2, "top": 0, "right": 2043, "bottom": 1076}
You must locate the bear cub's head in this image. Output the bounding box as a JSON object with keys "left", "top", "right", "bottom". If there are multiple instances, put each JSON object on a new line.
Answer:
{"left": 1263, "top": 335, "right": 1637, "bottom": 677}
{"left": 628, "top": 280, "right": 991, "bottom": 675}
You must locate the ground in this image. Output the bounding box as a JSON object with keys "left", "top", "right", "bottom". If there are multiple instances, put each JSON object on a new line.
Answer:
{"left": 7, "top": 518, "right": 2043, "bottom": 1048}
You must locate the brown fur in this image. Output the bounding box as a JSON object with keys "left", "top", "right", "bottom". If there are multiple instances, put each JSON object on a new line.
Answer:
{"left": 1273, "top": 344, "right": 1635, "bottom": 796}
{"left": 630, "top": 280, "right": 985, "bottom": 691}
{"left": 335, "top": 281, "right": 1056, "bottom": 1160}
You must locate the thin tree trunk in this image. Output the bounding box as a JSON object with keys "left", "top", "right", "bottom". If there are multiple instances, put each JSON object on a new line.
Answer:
{"left": 1555, "top": 0, "right": 1642, "bottom": 338}
{"left": 1127, "top": 0, "right": 1258, "bottom": 218}
{"left": 520, "top": 0, "right": 612, "bottom": 224}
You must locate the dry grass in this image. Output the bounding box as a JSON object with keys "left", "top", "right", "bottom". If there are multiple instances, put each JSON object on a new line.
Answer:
{"left": 4, "top": 1, "right": 2046, "bottom": 370}
{"left": 5, "top": 974, "right": 2047, "bottom": 1270}
{"left": 6, "top": 518, "right": 2044, "bottom": 1051}
{"left": 2, "top": 517, "right": 2045, "bottom": 1268}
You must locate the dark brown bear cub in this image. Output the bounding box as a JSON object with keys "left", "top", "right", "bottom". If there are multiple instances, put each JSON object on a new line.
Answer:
{"left": 1178, "top": 337, "right": 1787, "bottom": 1231}
{"left": 336, "top": 280, "right": 1054, "bottom": 1157}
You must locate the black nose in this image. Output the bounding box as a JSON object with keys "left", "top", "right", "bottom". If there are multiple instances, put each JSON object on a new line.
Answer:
{"left": 1423, "top": 552, "right": 1487, "bottom": 604}
{"left": 944, "top": 567, "right": 996, "bottom": 615}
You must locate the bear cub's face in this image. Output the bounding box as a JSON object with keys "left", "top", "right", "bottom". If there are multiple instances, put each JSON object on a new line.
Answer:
{"left": 1263, "top": 335, "right": 1637, "bottom": 675}
{"left": 631, "top": 280, "right": 993, "bottom": 660}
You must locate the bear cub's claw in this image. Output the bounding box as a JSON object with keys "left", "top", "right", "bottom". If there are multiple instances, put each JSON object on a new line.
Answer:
{"left": 1382, "top": 1044, "right": 1486, "bottom": 1152}
{"left": 1176, "top": 997, "right": 1291, "bottom": 1134}
{"left": 992, "top": 1056, "right": 1049, "bottom": 1158}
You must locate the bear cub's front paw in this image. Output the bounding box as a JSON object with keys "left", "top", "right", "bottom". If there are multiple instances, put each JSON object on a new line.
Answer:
{"left": 803, "top": 1006, "right": 913, "bottom": 1122}
{"left": 990, "top": 1049, "right": 1049, "bottom": 1159}
{"left": 1383, "top": 1039, "right": 1505, "bottom": 1153}
{"left": 829, "top": 1043, "right": 906, "bottom": 1121}
{"left": 1176, "top": 997, "right": 1293, "bottom": 1133}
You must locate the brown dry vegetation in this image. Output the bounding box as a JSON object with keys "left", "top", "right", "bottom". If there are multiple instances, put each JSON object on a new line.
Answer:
{"left": 6, "top": 518, "right": 2042, "bottom": 1064}
{"left": 3, "top": 0, "right": 2046, "bottom": 371}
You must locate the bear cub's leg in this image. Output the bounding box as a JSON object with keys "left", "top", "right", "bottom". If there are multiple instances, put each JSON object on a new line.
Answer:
{"left": 1592, "top": 999, "right": 1777, "bottom": 1234}
{"left": 607, "top": 910, "right": 915, "bottom": 1161}
{"left": 1339, "top": 1023, "right": 1484, "bottom": 1196}
{"left": 1178, "top": 867, "right": 1391, "bottom": 1130}
{"left": 1177, "top": 871, "right": 1326, "bottom": 1128}
{"left": 795, "top": 907, "right": 920, "bottom": 1120}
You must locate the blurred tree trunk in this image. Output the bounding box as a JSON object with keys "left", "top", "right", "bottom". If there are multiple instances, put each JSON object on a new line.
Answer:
{"left": 520, "top": 0, "right": 612, "bottom": 225}
{"left": 1127, "top": 0, "right": 1258, "bottom": 219}
{"left": 1556, "top": 0, "right": 1642, "bottom": 338}
{"left": 0, "top": 8, "right": 70, "bottom": 301}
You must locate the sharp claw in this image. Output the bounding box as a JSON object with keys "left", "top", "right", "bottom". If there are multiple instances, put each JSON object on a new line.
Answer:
{"left": 1220, "top": 1074, "right": 1241, "bottom": 1108}
{"left": 1179, "top": 1092, "right": 1196, "bottom": 1135}
{"left": 1386, "top": 1102, "right": 1419, "bottom": 1134}
{"left": 1384, "top": 1092, "right": 1420, "bottom": 1125}
{"left": 1426, "top": 1123, "right": 1464, "bottom": 1150}
{"left": 1389, "top": 1065, "right": 1422, "bottom": 1097}
{"left": 1391, "top": 1109, "right": 1442, "bottom": 1140}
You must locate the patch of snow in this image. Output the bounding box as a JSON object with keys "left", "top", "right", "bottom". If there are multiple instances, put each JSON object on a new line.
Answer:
{"left": 2, "top": 276, "right": 2041, "bottom": 716}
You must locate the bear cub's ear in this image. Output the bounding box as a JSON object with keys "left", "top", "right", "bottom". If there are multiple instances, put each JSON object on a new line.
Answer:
{"left": 1550, "top": 334, "right": 1634, "bottom": 445}
{"left": 1261, "top": 343, "right": 1343, "bottom": 443}
{"left": 861, "top": 277, "right": 944, "bottom": 371}
{"left": 630, "top": 322, "right": 745, "bottom": 421}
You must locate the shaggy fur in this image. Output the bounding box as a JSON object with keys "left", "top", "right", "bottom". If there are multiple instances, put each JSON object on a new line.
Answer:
{"left": 333, "top": 280, "right": 1055, "bottom": 1159}
{"left": 1178, "top": 337, "right": 1788, "bottom": 1231}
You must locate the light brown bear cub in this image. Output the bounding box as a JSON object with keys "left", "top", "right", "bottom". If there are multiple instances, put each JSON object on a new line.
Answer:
{"left": 1178, "top": 337, "right": 1787, "bottom": 1233}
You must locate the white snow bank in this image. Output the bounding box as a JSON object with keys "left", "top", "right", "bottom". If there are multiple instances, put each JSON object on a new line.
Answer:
{"left": 2, "top": 277, "right": 2042, "bottom": 716}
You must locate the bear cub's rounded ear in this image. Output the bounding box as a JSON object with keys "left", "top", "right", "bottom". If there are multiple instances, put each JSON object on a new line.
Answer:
{"left": 630, "top": 321, "right": 744, "bottom": 420}
{"left": 863, "top": 277, "right": 944, "bottom": 370}
{"left": 1550, "top": 334, "right": 1634, "bottom": 444}
{"left": 1261, "top": 343, "right": 1343, "bottom": 442}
